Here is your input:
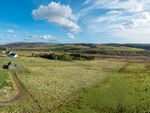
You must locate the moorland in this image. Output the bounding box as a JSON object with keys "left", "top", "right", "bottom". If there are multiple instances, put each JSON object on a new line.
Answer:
{"left": 0, "top": 43, "right": 150, "bottom": 113}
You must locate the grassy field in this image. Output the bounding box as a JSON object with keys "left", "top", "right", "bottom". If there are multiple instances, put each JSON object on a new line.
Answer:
{"left": 53, "top": 62, "right": 150, "bottom": 113}
{"left": 0, "top": 56, "right": 124, "bottom": 113}
{"left": 0, "top": 69, "right": 15, "bottom": 102}
{"left": 0, "top": 53, "right": 150, "bottom": 113}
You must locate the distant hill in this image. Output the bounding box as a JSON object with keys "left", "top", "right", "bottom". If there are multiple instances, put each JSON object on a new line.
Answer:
{"left": 2, "top": 42, "right": 150, "bottom": 52}
{"left": 0, "top": 42, "right": 144, "bottom": 52}
{"left": 1, "top": 42, "right": 150, "bottom": 56}
{"left": 1, "top": 42, "right": 54, "bottom": 49}
{"left": 123, "top": 44, "right": 150, "bottom": 50}
{"left": 105, "top": 44, "right": 150, "bottom": 50}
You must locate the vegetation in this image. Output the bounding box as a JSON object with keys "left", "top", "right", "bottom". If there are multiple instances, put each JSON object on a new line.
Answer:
{"left": 0, "top": 44, "right": 150, "bottom": 113}
{"left": 52, "top": 62, "right": 150, "bottom": 113}
{"left": 0, "top": 70, "right": 12, "bottom": 89}
{"left": 0, "top": 69, "right": 14, "bottom": 101}
{"left": 32, "top": 52, "right": 95, "bottom": 61}
{"left": 2, "top": 43, "right": 148, "bottom": 57}
{"left": 106, "top": 44, "right": 150, "bottom": 50}
{"left": 0, "top": 57, "right": 124, "bottom": 113}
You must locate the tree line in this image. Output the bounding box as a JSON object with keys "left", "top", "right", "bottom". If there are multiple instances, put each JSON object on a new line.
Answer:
{"left": 32, "top": 53, "right": 95, "bottom": 61}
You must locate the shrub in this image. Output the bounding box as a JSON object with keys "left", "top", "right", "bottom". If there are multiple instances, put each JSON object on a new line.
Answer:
{"left": 33, "top": 52, "right": 95, "bottom": 61}
{"left": 58, "top": 54, "right": 72, "bottom": 61}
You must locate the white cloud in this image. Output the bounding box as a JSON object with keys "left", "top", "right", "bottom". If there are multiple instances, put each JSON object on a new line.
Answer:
{"left": 7, "top": 29, "right": 15, "bottom": 33}
{"left": 83, "top": 0, "right": 91, "bottom": 5}
{"left": 40, "top": 35, "right": 57, "bottom": 41}
{"left": 113, "top": 27, "right": 150, "bottom": 43}
{"left": 83, "top": 0, "right": 144, "bottom": 13}
{"left": 29, "top": 34, "right": 38, "bottom": 38}
{"left": 122, "top": 12, "right": 150, "bottom": 29}
{"left": 29, "top": 34, "right": 57, "bottom": 41}
{"left": 32, "top": 2, "right": 80, "bottom": 32}
{"left": 67, "top": 33, "right": 75, "bottom": 39}
{"left": 82, "top": 0, "right": 150, "bottom": 32}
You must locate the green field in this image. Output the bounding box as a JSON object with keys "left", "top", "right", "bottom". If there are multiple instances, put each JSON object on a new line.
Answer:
{"left": 54, "top": 62, "right": 150, "bottom": 113}
{"left": 0, "top": 69, "right": 15, "bottom": 102}
{"left": 0, "top": 50, "right": 150, "bottom": 113}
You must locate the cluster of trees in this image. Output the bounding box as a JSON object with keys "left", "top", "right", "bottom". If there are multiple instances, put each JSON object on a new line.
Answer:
{"left": 32, "top": 53, "right": 95, "bottom": 61}
{"left": 70, "top": 53, "right": 95, "bottom": 60}
{"left": 31, "top": 50, "right": 150, "bottom": 61}
{"left": 75, "top": 50, "right": 150, "bottom": 56}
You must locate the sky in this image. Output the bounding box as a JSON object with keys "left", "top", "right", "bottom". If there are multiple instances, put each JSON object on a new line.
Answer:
{"left": 0, "top": 0, "right": 150, "bottom": 44}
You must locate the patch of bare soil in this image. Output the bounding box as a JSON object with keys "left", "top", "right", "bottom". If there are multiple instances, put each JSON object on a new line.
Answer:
{"left": 0, "top": 71, "right": 42, "bottom": 112}
{"left": 0, "top": 71, "right": 26, "bottom": 105}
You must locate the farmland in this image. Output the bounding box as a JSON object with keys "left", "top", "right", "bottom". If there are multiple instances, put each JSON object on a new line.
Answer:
{"left": 0, "top": 44, "right": 150, "bottom": 113}
{"left": 0, "top": 57, "right": 124, "bottom": 113}
{"left": 54, "top": 62, "right": 150, "bottom": 113}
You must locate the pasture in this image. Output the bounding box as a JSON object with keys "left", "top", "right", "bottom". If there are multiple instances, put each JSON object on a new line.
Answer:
{"left": 0, "top": 54, "right": 150, "bottom": 113}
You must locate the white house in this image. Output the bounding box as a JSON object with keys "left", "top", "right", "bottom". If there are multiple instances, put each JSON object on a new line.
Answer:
{"left": 7, "top": 51, "right": 18, "bottom": 58}
{"left": 8, "top": 53, "right": 18, "bottom": 58}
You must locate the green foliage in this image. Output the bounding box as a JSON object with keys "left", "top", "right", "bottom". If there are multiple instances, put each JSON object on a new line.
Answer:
{"left": 9, "top": 44, "right": 148, "bottom": 57}
{"left": 32, "top": 52, "right": 95, "bottom": 61}
{"left": 58, "top": 54, "right": 72, "bottom": 61}
{"left": 0, "top": 70, "right": 13, "bottom": 89}
{"left": 70, "top": 53, "right": 95, "bottom": 60}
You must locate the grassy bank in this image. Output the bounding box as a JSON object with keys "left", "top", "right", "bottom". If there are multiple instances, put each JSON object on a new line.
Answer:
{"left": 53, "top": 62, "right": 150, "bottom": 113}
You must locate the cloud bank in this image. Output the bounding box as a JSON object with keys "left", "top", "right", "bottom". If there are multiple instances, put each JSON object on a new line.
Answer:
{"left": 29, "top": 34, "right": 57, "bottom": 41}
{"left": 32, "top": 2, "right": 80, "bottom": 32}
{"left": 7, "top": 29, "right": 15, "bottom": 33}
{"left": 80, "top": 0, "right": 150, "bottom": 42}
{"left": 30, "top": 0, "right": 150, "bottom": 42}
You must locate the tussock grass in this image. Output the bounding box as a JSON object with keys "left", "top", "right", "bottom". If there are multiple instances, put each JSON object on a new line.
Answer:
{"left": 0, "top": 69, "right": 15, "bottom": 101}
{"left": 54, "top": 62, "right": 150, "bottom": 113}
{"left": 0, "top": 57, "right": 124, "bottom": 113}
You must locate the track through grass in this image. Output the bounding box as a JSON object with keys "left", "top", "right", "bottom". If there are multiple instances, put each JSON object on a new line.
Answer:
{"left": 52, "top": 62, "right": 150, "bottom": 113}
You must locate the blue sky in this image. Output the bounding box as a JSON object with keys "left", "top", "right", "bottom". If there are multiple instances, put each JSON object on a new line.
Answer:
{"left": 0, "top": 0, "right": 150, "bottom": 44}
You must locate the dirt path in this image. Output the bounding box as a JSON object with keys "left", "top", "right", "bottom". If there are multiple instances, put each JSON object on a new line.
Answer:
{"left": 0, "top": 71, "right": 42, "bottom": 112}
{"left": 0, "top": 62, "right": 130, "bottom": 112}
{"left": 0, "top": 71, "right": 26, "bottom": 105}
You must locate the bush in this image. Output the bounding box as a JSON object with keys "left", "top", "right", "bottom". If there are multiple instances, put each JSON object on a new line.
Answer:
{"left": 32, "top": 52, "right": 95, "bottom": 61}
{"left": 70, "top": 53, "right": 95, "bottom": 60}
{"left": 58, "top": 54, "right": 72, "bottom": 61}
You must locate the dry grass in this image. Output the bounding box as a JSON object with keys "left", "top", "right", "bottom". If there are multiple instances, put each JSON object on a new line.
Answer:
{"left": 0, "top": 70, "right": 16, "bottom": 102}
{"left": 0, "top": 57, "right": 124, "bottom": 113}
